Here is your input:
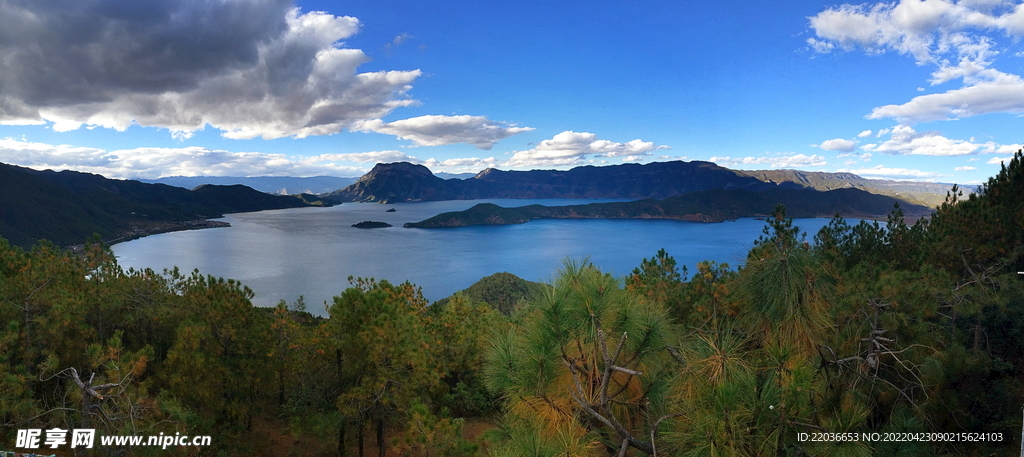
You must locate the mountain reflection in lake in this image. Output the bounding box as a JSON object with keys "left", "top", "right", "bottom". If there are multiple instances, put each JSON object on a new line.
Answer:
{"left": 112, "top": 199, "right": 841, "bottom": 315}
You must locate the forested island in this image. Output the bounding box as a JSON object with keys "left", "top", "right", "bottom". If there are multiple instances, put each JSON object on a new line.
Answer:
{"left": 2, "top": 152, "right": 1022, "bottom": 456}
{"left": 404, "top": 187, "right": 931, "bottom": 228}
{"left": 351, "top": 221, "right": 393, "bottom": 228}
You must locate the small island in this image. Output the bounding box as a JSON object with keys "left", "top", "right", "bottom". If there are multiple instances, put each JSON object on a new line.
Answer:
{"left": 352, "top": 220, "right": 393, "bottom": 229}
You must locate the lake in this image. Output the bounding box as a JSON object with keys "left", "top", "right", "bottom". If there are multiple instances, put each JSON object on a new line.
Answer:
{"left": 111, "top": 199, "right": 842, "bottom": 314}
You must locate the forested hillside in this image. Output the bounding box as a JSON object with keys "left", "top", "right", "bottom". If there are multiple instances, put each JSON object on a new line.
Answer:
{"left": 1, "top": 152, "right": 1022, "bottom": 456}
{"left": 0, "top": 162, "right": 330, "bottom": 248}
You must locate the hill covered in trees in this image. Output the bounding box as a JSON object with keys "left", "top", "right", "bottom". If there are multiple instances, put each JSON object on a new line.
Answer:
{"left": 0, "top": 162, "right": 331, "bottom": 247}
{"left": 432, "top": 272, "right": 548, "bottom": 316}
{"left": 405, "top": 187, "right": 931, "bottom": 228}
{"left": 1, "top": 152, "right": 1022, "bottom": 456}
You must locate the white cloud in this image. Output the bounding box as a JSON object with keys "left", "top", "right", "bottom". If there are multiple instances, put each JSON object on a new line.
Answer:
{"left": 978, "top": 143, "right": 1023, "bottom": 154}
{"left": 858, "top": 130, "right": 873, "bottom": 137}
{"left": 809, "top": 0, "right": 1024, "bottom": 123}
{"left": 860, "top": 125, "right": 1021, "bottom": 156}
{"left": 955, "top": 166, "right": 977, "bottom": 171}
{"left": 806, "top": 37, "right": 835, "bottom": 53}
{"left": 818, "top": 138, "right": 858, "bottom": 152}
{"left": 314, "top": 151, "right": 416, "bottom": 163}
{"left": 0, "top": 138, "right": 379, "bottom": 179}
{"left": 709, "top": 154, "right": 828, "bottom": 169}
{"left": 988, "top": 156, "right": 1015, "bottom": 164}
{"left": 350, "top": 115, "right": 533, "bottom": 149}
{"left": 868, "top": 73, "right": 1024, "bottom": 122}
{"left": 421, "top": 157, "right": 500, "bottom": 172}
{"left": 504, "top": 131, "right": 669, "bottom": 168}
{"left": 0, "top": 4, "right": 422, "bottom": 139}
{"left": 0, "top": 137, "right": 512, "bottom": 178}
{"left": 838, "top": 164, "right": 947, "bottom": 180}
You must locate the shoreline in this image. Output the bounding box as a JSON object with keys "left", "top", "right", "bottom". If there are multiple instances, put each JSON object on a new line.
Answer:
{"left": 66, "top": 219, "right": 230, "bottom": 253}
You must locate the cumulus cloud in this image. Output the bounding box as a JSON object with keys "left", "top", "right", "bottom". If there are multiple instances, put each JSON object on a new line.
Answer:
{"left": 861, "top": 125, "right": 1022, "bottom": 155}
{"left": 954, "top": 166, "right": 977, "bottom": 171}
{"left": 351, "top": 115, "right": 533, "bottom": 149}
{"left": 0, "top": 2, "right": 422, "bottom": 139}
{"left": 709, "top": 154, "right": 828, "bottom": 169}
{"left": 505, "top": 131, "right": 669, "bottom": 168}
{"left": 838, "top": 164, "right": 947, "bottom": 180}
{"left": 421, "top": 157, "right": 500, "bottom": 172}
{"left": 988, "top": 156, "right": 1015, "bottom": 164}
{"left": 314, "top": 151, "right": 417, "bottom": 163}
{"left": 867, "top": 73, "right": 1024, "bottom": 122}
{"left": 818, "top": 138, "right": 858, "bottom": 152}
{"left": 858, "top": 130, "right": 873, "bottom": 137}
{"left": 0, "top": 138, "right": 375, "bottom": 178}
{"left": 809, "top": 0, "right": 1024, "bottom": 123}
{"left": 0, "top": 136, "right": 512, "bottom": 178}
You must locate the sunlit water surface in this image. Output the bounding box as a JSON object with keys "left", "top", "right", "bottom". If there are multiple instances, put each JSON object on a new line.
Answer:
{"left": 112, "top": 199, "right": 839, "bottom": 314}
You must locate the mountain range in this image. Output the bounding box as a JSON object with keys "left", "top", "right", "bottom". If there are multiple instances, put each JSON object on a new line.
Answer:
{"left": 140, "top": 175, "right": 358, "bottom": 195}
{"left": 404, "top": 188, "right": 932, "bottom": 228}
{"left": 326, "top": 161, "right": 783, "bottom": 203}
{"left": 324, "top": 161, "right": 963, "bottom": 207}
{"left": 737, "top": 169, "right": 964, "bottom": 207}
{"left": 0, "top": 162, "right": 329, "bottom": 248}
{"left": 2, "top": 159, "right": 960, "bottom": 248}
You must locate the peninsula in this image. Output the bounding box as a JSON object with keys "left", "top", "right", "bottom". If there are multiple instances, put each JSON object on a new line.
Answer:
{"left": 403, "top": 188, "right": 931, "bottom": 228}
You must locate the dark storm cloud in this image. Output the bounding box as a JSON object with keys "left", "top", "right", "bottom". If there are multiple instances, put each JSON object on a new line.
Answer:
{"left": 0, "top": 0, "right": 421, "bottom": 138}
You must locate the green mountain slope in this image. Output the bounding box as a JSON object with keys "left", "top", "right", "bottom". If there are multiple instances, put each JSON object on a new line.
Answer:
{"left": 432, "top": 272, "right": 548, "bottom": 316}
{"left": 0, "top": 162, "right": 327, "bottom": 247}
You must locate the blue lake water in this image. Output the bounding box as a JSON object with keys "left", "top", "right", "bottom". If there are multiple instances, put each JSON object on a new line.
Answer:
{"left": 111, "top": 199, "right": 841, "bottom": 314}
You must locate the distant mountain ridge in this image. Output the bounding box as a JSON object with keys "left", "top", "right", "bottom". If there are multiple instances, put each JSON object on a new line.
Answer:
{"left": 140, "top": 175, "right": 358, "bottom": 195}
{"left": 326, "top": 161, "right": 781, "bottom": 203}
{"left": 738, "top": 169, "right": 968, "bottom": 207}
{"left": 404, "top": 187, "right": 932, "bottom": 228}
{"left": 325, "top": 161, "right": 960, "bottom": 208}
{"left": 0, "top": 162, "right": 329, "bottom": 248}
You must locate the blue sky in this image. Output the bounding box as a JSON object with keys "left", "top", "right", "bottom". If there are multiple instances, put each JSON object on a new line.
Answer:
{"left": 1, "top": 0, "right": 1022, "bottom": 184}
